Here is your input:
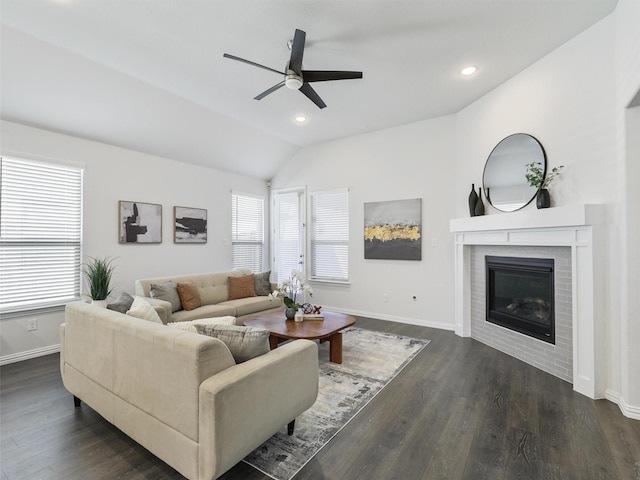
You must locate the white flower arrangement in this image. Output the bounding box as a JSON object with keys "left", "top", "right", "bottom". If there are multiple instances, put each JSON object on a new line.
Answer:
{"left": 269, "top": 269, "right": 313, "bottom": 309}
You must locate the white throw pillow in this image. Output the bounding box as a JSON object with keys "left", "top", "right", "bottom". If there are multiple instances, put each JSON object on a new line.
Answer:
{"left": 127, "top": 296, "right": 163, "bottom": 324}
{"left": 167, "top": 316, "right": 236, "bottom": 333}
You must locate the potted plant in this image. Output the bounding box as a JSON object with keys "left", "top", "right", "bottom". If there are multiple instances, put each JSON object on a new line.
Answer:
{"left": 525, "top": 162, "right": 564, "bottom": 209}
{"left": 83, "top": 256, "right": 116, "bottom": 306}
{"left": 269, "top": 270, "right": 313, "bottom": 320}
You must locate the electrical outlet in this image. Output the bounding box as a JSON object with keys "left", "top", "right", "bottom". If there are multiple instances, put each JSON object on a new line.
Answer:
{"left": 27, "top": 318, "right": 38, "bottom": 331}
{"left": 383, "top": 294, "right": 389, "bottom": 303}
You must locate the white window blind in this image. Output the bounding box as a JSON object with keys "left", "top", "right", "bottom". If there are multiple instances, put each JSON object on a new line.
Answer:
{"left": 310, "top": 189, "right": 349, "bottom": 282}
{"left": 273, "top": 190, "right": 304, "bottom": 282}
{"left": 0, "top": 157, "right": 83, "bottom": 314}
{"left": 231, "top": 192, "right": 264, "bottom": 273}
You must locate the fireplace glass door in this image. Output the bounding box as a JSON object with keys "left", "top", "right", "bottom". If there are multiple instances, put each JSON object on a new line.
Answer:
{"left": 486, "top": 256, "right": 555, "bottom": 344}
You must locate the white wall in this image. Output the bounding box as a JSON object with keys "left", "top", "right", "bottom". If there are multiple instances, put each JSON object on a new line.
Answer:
{"left": 0, "top": 120, "right": 269, "bottom": 363}
{"left": 271, "top": 115, "right": 457, "bottom": 329}
{"left": 615, "top": 0, "right": 640, "bottom": 415}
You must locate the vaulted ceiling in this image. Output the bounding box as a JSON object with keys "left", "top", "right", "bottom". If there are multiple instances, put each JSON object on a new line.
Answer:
{"left": 0, "top": 0, "right": 617, "bottom": 179}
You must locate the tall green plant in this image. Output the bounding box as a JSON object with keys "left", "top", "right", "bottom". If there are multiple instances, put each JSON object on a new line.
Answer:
{"left": 83, "top": 256, "right": 115, "bottom": 301}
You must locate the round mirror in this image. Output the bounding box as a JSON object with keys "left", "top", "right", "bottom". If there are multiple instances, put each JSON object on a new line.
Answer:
{"left": 482, "top": 133, "right": 546, "bottom": 212}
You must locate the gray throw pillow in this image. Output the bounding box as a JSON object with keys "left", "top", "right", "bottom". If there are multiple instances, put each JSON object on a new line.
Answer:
{"left": 254, "top": 270, "right": 272, "bottom": 296}
{"left": 194, "top": 324, "right": 270, "bottom": 363}
{"left": 150, "top": 280, "right": 182, "bottom": 313}
{"left": 106, "top": 291, "right": 134, "bottom": 314}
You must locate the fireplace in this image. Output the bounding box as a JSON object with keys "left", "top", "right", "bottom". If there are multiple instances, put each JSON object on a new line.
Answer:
{"left": 485, "top": 255, "right": 555, "bottom": 344}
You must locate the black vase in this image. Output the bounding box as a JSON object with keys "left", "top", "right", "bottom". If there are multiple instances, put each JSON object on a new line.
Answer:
{"left": 536, "top": 188, "right": 551, "bottom": 209}
{"left": 468, "top": 184, "right": 479, "bottom": 217}
{"left": 474, "top": 188, "right": 485, "bottom": 216}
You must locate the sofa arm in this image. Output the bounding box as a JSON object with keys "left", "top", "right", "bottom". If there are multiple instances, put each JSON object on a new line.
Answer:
{"left": 198, "top": 339, "right": 319, "bottom": 480}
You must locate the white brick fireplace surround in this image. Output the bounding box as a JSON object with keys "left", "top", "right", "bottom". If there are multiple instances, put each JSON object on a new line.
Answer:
{"left": 450, "top": 205, "right": 605, "bottom": 399}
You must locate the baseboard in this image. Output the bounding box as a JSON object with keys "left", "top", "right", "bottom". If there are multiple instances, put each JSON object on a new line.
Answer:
{"left": 0, "top": 344, "right": 61, "bottom": 365}
{"left": 320, "top": 305, "right": 455, "bottom": 332}
{"left": 605, "top": 388, "right": 640, "bottom": 420}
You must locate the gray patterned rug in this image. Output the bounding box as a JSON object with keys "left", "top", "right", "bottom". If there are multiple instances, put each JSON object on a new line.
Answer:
{"left": 243, "top": 327, "right": 430, "bottom": 480}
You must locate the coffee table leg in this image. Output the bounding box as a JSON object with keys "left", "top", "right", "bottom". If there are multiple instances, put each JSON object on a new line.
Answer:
{"left": 329, "top": 332, "right": 343, "bottom": 364}
{"left": 269, "top": 335, "right": 280, "bottom": 350}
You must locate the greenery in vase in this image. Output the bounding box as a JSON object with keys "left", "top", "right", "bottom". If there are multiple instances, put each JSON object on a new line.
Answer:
{"left": 83, "top": 256, "right": 116, "bottom": 301}
{"left": 270, "top": 269, "right": 313, "bottom": 309}
{"left": 525, "top": 162, "right": 564, "bottom": 190}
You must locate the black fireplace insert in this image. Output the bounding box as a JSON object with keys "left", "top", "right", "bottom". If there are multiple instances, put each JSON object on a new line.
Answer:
{"left": 485, "top": 255, "right": 555, "bottom": 344}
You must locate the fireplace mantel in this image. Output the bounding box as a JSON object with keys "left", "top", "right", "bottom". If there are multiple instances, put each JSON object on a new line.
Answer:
{"left": 449, "top": 204, "right": 605, "bottom": 399}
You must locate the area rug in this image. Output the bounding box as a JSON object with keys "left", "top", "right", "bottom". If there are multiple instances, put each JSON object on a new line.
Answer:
{"left": 243, "top": 327, "right": 430, "bottom": 480}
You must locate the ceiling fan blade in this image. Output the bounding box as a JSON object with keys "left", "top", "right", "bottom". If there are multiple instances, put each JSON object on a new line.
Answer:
{"left": 302, "top": 70, "right": 363, "bottom": 82}
{"left": 289, "top": 29, "right": 306, "bottom": 75}
{"left": 254, "top": 81, "right": 286, "bottom": 100}
{"left": 299, "top": 83, "right": 326, "bottom": 109}
{"left": 223, "top": 53, "right": 285, "bottom": 76}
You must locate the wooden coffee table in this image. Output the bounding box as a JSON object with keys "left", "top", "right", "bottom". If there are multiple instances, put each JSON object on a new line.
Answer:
{"left": 243, "top": 310, "right": 356, "bottom": 364}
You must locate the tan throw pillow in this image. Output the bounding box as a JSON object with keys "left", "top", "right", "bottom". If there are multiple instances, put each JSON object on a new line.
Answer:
{"left": 194, "top": 324, "right": 270, "bottom": 363}
{"left": 228, "top": 274, "right": 257, "bottom": 300}
{"left": 127, "top": 296, "right": 163, "bottom": 324}
{"left": 176, "top": 281, "right": 202, "bottom": 311}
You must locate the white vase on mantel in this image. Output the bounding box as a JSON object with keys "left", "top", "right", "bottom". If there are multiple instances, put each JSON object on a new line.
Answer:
{"left": 91, "top": 299, "right": 108, "bottom": 308}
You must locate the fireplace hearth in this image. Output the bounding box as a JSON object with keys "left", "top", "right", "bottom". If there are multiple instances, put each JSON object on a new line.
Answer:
{"left": 486, "top": 255, "right": 555, "bottom": 344}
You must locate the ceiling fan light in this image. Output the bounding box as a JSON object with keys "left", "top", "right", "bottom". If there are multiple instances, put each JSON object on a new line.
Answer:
{"left": 285, "top": 74, "right": 303, "bottom": 90}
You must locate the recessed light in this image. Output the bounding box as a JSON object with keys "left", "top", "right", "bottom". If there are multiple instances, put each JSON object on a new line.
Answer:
{"left": 295, "top": 115, "right": 307, "bottom": 124}
{"left": 460, "top": 66, "right": 478, "bottom": 76}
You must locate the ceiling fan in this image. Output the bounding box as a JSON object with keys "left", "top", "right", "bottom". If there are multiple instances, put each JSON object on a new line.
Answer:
{"left": 223, "top": 29, "right": 363, "bottom": 109}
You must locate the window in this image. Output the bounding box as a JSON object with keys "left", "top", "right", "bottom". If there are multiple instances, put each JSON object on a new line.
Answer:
{"left": 231, "top": 192, "right": 264, "bottom": 272}
{"left": 309, "top": 189, "right": 349, "bottom": 283}
{"left": 0, "top": 157, "right": 83, "bottom": 315}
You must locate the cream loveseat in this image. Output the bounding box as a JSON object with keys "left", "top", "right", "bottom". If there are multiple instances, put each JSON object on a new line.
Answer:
{"left": 60, "top": 301, "right": 319, "bottom": 480}
{"left": 135, "top": 270, "right": 282, "bottom": 324}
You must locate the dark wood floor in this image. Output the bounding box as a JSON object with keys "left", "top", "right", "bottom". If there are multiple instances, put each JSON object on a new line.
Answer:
{"left": 2, "top": 318, "right": 639, "bottom": 480}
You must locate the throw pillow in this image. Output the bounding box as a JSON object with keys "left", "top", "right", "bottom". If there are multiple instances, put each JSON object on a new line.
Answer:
{"left": 228, "top": 274, "right": 256, "bottom": 300}
{"left": 106, "top": 291, "right": 135, "bottom": 314}
{"left": 127, "top": 296, "right": 163, "bottom": 324}
{"left": 253, "top": 270, "right": 272, "bottom": 296}
{"left": 176, "top": 281, "right": 202, "bottom": 311}
{"left": 167, "top": 316, "right": 236, "bottom": 333}
{"left": 194, "top": 324, "right": 270, "bottom": 363}
{"left": 150, "top": 280, "right": 182, "bottom": 313}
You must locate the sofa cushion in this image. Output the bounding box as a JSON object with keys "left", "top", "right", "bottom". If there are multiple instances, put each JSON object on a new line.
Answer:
{"left": 177, "top": 282, "right": 202, "bottom": 311}
{"left": 195, "top": 324, "right": 270, "bottom": 363}
{"left": 127, "top": 296, "right": 163, "bottom": 323}
{"left": 253, "top": 271, "right": 272, "bottom": 296}
{"left": 167, "top": 316, "right": 236, "bottom": 333}
{"left": 150, "top": 280, "right": 182, "bottom": 313}
{"left": 171, "top": 304, "right": 238, "bottom": 323}
{"left": 228, "top": 274, "right": 256, "bottom": 300}
{"left": 221, "top": 296, "right": 283, "bottom": 317}
{"left": 107, "top": 291, "right": 135, "bottom": 313}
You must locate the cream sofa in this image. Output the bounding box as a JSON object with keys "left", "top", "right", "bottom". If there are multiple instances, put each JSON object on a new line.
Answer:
{"left": 135, "top": 270, "right": 282, "bottom": 324}
{"left": 60, "top": 301, "right": 319, "bottom": 480}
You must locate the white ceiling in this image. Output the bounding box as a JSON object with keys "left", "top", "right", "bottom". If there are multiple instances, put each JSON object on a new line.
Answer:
{"left": 0, "top": 0, "right": 617, "bottom": 180}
